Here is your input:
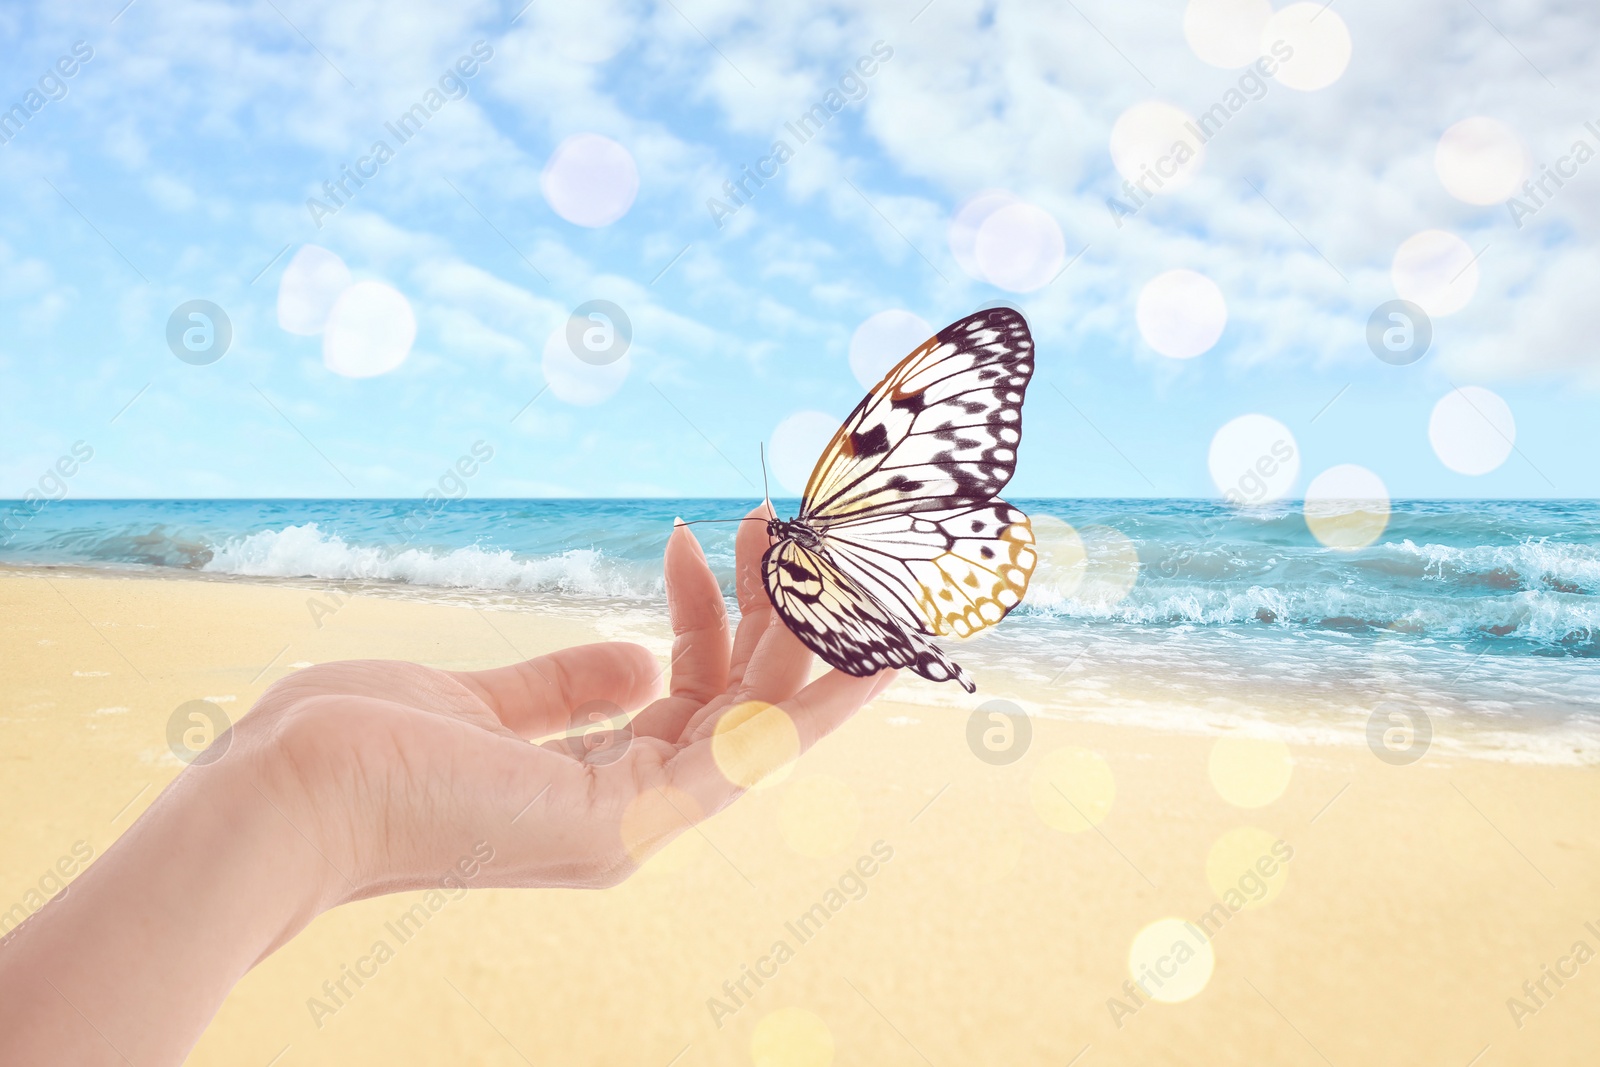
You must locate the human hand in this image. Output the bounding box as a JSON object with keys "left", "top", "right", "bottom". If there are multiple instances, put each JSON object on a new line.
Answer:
{"left": 232, "top": 503, "right": 897, "bottom": 905}
{"left": 0, "top": 506, "right": 895, "bottom": 1067}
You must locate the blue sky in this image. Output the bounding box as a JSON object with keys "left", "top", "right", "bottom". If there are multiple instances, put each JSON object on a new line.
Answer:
{"left": 1, "top": 0, "right": 1596, "bottom": 501}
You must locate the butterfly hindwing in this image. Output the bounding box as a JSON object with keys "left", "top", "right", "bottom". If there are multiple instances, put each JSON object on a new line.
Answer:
{"left": 762, "top": 538, "right": 975, "bottom": 691}
{"left": 801, "top": 308, "right": 1034, "bottom": 524}
{"left": 819, "top": 502, "right": 1038, "bottom": 638}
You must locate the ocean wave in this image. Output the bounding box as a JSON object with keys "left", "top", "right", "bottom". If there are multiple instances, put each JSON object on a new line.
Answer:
{"left": 1021, "top": 581, "right": 1599, "bottom": 652}
{"left": 1390, "top": 538, "right": 1600, "bottom": 594}
{"left": 1133, "top": 536, "right": 1600, "bottom": 594}
{"left": 7, "top": 511, "right": 1598, "bottom": 654}
{"left": 200, "top": 523, "right": 661, "bottom": 598}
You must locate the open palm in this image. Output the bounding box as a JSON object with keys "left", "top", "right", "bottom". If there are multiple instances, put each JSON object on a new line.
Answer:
{"left": 235, "top": 504, "right": 896, "bottom": 903}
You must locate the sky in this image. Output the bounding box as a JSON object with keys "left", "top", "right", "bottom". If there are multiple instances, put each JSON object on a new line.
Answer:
{"left": 0, "top": 0, "right": 1596, "bottom": 501}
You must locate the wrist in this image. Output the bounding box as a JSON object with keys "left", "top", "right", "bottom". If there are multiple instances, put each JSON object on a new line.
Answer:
{"left": 0, "top": 742, "right": 343, "bottom": 1065}
{"left": 185, "top": 741, "right": 353, "bottom": 949}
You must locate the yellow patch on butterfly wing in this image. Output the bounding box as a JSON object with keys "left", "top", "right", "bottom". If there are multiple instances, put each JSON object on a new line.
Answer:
{"left": 913, "top": 515, "right": 1037, "bottom": 638}
{"left": 819, "top": 502, "right": 1037, "bottom": 639}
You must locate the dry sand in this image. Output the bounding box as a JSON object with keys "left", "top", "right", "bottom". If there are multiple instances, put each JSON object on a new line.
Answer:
{"left": 3, "top": 568, "right": 1598, "bottom": 1066}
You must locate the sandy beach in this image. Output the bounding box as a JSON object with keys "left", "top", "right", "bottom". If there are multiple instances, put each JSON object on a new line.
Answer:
{"left": 4, "top": 567, "right": 1598, "bottom": 1066}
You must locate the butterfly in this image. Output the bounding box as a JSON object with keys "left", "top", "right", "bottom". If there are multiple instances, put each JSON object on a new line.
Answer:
{"left": 763, "top": 307, "right": 1038, "bottom": 693}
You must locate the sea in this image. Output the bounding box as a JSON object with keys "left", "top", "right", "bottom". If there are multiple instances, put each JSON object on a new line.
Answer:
{"left": 4, "top": 498, "right": 1598, "bottom": 763}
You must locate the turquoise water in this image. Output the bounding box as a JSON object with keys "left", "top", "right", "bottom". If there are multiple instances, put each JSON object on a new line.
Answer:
{"left": 5, "top": 498, "right": 1598, "bottom": 757}
{"left": 4, "top": 498, "right": 1597, "bottom": 650}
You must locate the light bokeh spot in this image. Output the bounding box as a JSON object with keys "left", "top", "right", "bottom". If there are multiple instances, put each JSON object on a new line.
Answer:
{"left": 849, "top": 310, "right": 931, "bottom": 391}
{"left": 1265, "top": 3, "right": 1352, "bottom": 91}
{"left": 770, "top": 411, "right": 841, "bottom": 496}
{"left": 752, "top": 1007, "right": 834, "bottom": 1067}
{"left": 1392, "top": 229, "right": 1479, "bottom": 317}
{"left": 949, "top": 189, "right": 1021, "bottom": 282}
{"left": 1137, "top": 269, "right": 1227, "bottom": 359}
{"left": 1208, "top": 414, "right": 1300, "bottom": 505}
{"left": 1029, "top": 515, "right": 1087, "bottom": 601}
{"left": 1208, "top": 735, "right": 1293, "bottom": 808}
{"left": 1110, "top": 102, "right": 1205, "bottom": 193}
{"left": 1076, "top": 525, "right": 1141, "bottom": 607}
{"left": 975, "top": 202, "right": 1065, "bottom": 293}
{"left": 1029, "top": 747, "right": 1115, "bottom": 832}
{"left": 1129, "top": 918, "right": 1215, "bottom": 1003}
{"left": 1304, "top": 464, "right": 1390, "bottom": 550}
{"left": 322, "top": 281, "right": 415, "bottom": 378}
{"left": 779, "top": 774, "right": 860, "bottom": 858}
{"left": 541, "top": 133, "right": 639, "bottom": 227}
{"left": 277, "top": 245, "right": 351, "bottom": 335}
{"left": 1430, "top": 387, "right": 1516, "bottom": 475}
{"left": 1206, "top": 827, "right": 1289, "bottom": 911}
{"left": 1436, "top": 117, "right": 1529, "bottom": 205}
{"left": 712, "top": 700, "right": 800, "bottom": 790}
{"left": 619, "top": 785, "right": 705, "bottom": 870}
{"left": 1184, "top": 0, "right": 1272, "bottom": 68}
{"left": 542, "top": 325, "right": 629, "bottom": 405}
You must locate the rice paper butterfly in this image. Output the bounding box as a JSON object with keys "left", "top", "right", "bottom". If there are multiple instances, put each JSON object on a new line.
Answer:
{"left": 763, "top": 307, "right": 1038, "bottom": 692}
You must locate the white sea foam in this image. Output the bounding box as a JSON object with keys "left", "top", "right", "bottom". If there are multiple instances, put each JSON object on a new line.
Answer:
{"left": 1022, "top": 580, "right": 1599, "bottom": 646}
{"left": 1395, "top": 537, "right": 1600, "bottom": 592}
{"left": 200, "top": 523, "right": 661, "bottom": 598}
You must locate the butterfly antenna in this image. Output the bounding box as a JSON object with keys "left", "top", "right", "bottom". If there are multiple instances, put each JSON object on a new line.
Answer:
{"left": 759, "top": 442, "right": 772, "bottom": 511}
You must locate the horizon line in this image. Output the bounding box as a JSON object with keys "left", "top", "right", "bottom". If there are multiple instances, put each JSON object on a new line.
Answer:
{"left": 4, "top": 495, "right": 1597, "bottom": 504}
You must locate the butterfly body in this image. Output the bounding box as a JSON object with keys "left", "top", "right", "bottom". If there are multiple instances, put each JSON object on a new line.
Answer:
{"left": 762, "top": 307, "right": 1040, "bottom": 694}
{"left": 767, "top": 517, "right": 825, "bottom": 550}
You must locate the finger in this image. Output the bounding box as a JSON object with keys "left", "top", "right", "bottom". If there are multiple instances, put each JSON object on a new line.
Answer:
{"left": 724, "top": 498, "right": 812, "bottom": 712}
{"left": 678, "top": 615, "right": 813, "bottom": 745}
{"left": 782, "top": 667, "right": 898, "bottom": 751}
{"left": 733, "top": 616, "right": 814, "bottom": 709}
{"left": 725, "top": 501, "right": 778, "bottom": 690}
{"left": 662, "top": 500, "right": 780, "bottom": 743}
{"left": 629, "top": 520, "right": 731, "bottom": 742}
{"left": 664, "top": 668, "right": 897, "bottom": 816}
{"left": 674, "top": 502, "right": 815, "bottom": 743}
{"left": 448, "top": 642, "right": 661, "bottom": 740}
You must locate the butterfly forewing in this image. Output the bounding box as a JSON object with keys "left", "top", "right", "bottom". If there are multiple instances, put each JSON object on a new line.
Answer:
{"left": 801, "top": 308, "right": 1034, "bottom": 524}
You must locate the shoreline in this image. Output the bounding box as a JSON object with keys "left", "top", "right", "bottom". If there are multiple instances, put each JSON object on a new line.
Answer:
{"left": 5, "top": 564, "right": 1596, "bottom": 767}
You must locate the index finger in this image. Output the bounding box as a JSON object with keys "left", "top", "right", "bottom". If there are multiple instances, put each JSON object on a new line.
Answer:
{"left": 727, "top": 500, "right": 778, "bottom": 688}
{"left": 629, "top": 519, "right": 732, "bottom": 742}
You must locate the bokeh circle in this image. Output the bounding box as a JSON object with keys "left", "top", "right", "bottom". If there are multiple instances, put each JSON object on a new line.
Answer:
{"left": 323, "top": 281, "right": 415, "bottom": 378}
{"left": 974, "top": 202, "right": 1065, "bottom": 292}
{"left": 1429, "top": 386, "right": 1515, "bottom": 475}
{"left": 1303, "top": 464, "right": 1391, "bottom": 550}
{"left": 541, "top": 133, "right": 639, "bottom": 227}
{"left": 1436, "top": 117, "right": 1528, "bottom": 205}
{"left": 1137, "top": 269, "right": 1227, "bottom": 359}
{"left": 1208, "top": 414, "right": 1300, "bottom": 505}
{"left": 849, "top": 310, "right": 931, "bottom": 390}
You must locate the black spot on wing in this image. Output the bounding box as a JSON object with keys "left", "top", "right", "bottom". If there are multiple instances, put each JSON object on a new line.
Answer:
{"left": 848, "top": 422, "right": 891, "bottom": 458}
{"left": 890, "top": 391, "right": 929, "bottom": 413}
